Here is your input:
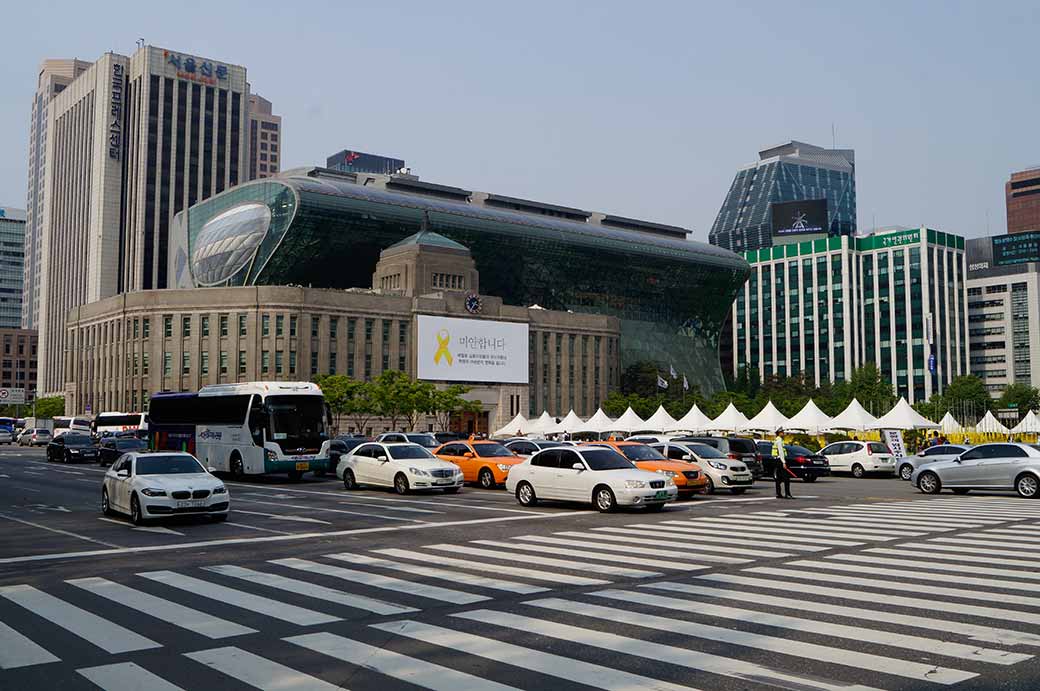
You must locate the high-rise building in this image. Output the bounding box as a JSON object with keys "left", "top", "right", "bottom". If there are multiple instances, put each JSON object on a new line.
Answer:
{"left": 709, "top": 141, "right": 856, "bottom": 253}
{"left": 23, "top": 58, "right": 91, "bottom": 331}
{"left": 1006, "top": 167, "right": 1040, "bottom": 235}
{"left": 0, "top": 208, "right": 26, "bottom": 329}
{"left": 247, "top": 93, "right": 281, "bottom": 180}
{"left": 727, "top": 227, "right": 968, "bottom": 405}
{"left": 37, "top": 45, "right": 248, "bottom": 396}
{"left": 326, "top": 149, "right": 405, "bottom": 175}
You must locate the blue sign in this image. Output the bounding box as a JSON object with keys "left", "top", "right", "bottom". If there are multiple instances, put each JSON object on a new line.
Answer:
{"left": 928, "top": 353, "right": 937, "bottom": 375}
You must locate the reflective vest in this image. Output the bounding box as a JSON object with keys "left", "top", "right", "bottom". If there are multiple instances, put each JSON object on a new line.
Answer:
{"left": 773, "top": 436, "right": 786, "bottom": 463}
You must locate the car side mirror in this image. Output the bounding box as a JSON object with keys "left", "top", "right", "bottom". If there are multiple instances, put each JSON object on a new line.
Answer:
{"left": 116, "top": 470, "right": 129, "bottom": 478}
{"left": 463, "top": 452, "right": 474, "bottom": 458}
{"left": 953, "top": 458, "right": 962, "bottom": 464}
{"left": 682, "top": 454, "right": 693, "bottom": 461}
{"left": 377, "top": 455, "right": 389, "bottom": 462}
{"left": 208, "top": 466, "right": 217, "bottom": 473}
{"left": 571, "top": 462, "right": 584, "bottom": 471}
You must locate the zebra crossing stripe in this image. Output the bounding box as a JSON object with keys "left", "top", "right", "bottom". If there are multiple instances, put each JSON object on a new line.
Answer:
{"left": 737, "top": 513, "right": 940, "bottom": 532}
{"left": 454, "top": 608, "right": 887, "bottom": 691}
{"left": 827, "top": 553, "right": 1040, "bottom": 582}
{"left": 68, "top": 576, "right": 256, "bottom": 639}
{"left": 0, "top": 584, "right": 159, "bottom": 654}
{"left": 792, "top": 558, "right": 1040, "bottom": 595}
{"left": 426, "top": 544, "right": 660, "bottom": 578}
{"left": 620, "top": 523, "right": 860, "bottom": 547}
{"left": 609, "top": 586, "right": 1028, "bottom": 665}
{"left": 514, "top": 533, "right": 766, "bottom": 562}
{"left": 138, "top": 571, "right": 339, "bottom": 626}
{"left": 372, "top": 548, "right": 611, "bottom": 586}
{"left": 760, "top": 512, "right": 961, "bottom": 530}
{"left": 370, "top": 619, "right": 699, "bottom": 691}
{"left": 78, "top": 662, "right": 185, "bottom": 690}
{"left": 204, "top": 564, "right": 420, "bottom": 615}
{"left": 322, "top": 553, "right": 547, "bottom": 594}
{"left": 869, "top": 546, "right": 1040, "bottom": 571}
{"left": 931, "top": 536, "right": 1040, "bottom": 551}
{"left": 185, "top": 646, "right": 343, "bottom": 690}
{"left": 0, "top": 619, "right": 60, "bottom": 669}
{"left": 677, "top": 517, "right": 902, "bottom": 541}
{"left": 795, "top": 508, "right": 988, "bottom": 526}
{"left": 817, "top": 506, "right": 1031, "bottom": 521}
{"left": 898, "top": 541, "right": 1040, "bottom": 561}
{"left": 276, "top": 557, "right": 489, "bottom": 605}
{"left": 980, "top": 530, "right": 1040, "bottom": 543}
{"left": 581, "top": 527, "right": 819, "bottom": 555}
{"left": 471, "top": 538, "right": 721, "bottom": 570}
{"left": 287, "top": 631, "right": 520, "bottom": 691}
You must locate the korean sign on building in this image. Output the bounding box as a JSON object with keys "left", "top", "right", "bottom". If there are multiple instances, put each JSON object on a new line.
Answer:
{"left": 163, "top": 50, "right": 230, "bottom": 86}
{"left": 993, "top": 231, "right": 1040, "bottom": 267}
{"left": 416, "top": 315, "right": 529, "bottom": 384}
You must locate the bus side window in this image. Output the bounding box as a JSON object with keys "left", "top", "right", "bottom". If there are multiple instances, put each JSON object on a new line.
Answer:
{"left": 248, "top": 405, "right": 265, "bottom": 446}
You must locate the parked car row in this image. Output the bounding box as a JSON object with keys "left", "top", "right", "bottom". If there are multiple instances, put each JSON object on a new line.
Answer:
{"left": 43, "top": 432, "right": 149, "bottom": 465}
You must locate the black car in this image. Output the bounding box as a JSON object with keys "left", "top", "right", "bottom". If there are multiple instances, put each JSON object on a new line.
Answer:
{"left": 97, "top": 436, "right": 149, "bottom": 466}
{"left": 433, "top": 431, "right": 462, "bottom": 445}
{"left": 46, "top": 433, "right": 99, "bottom": 463}
{"left": 329, "top": 436, "right": 369, "bottom": 470}
{"left": 756, "top": 441, "right": 831, "bottom": 482}
{"left": 675, "top": 436, "right": 764, "bottom": 478}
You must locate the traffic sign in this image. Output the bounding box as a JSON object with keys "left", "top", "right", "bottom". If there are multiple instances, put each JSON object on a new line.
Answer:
{"left": 0, "top": 388, "right": 26, "bottom": 404}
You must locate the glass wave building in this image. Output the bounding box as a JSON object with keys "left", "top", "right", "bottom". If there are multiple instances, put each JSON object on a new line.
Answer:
{"left": 170, "top": 168, "right": 749, "bottom": 395}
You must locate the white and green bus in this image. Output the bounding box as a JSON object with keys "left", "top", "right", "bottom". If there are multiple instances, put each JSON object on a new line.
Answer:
{"left": 147, "top": 382, "right": 332, "bottom": 479}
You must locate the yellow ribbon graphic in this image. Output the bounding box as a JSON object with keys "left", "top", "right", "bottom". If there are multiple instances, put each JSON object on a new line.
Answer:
{"left": 434, "top": 329, "right": 453, "bottom": 365}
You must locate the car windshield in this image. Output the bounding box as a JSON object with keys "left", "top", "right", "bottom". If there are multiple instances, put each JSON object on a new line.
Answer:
{"left": 116, "top": 439, "right": 149, "bottom": 451}
{"left": 389, "top": 446, "right": 436, "bottom": 460}
{"left": 136, "top": 455, "right": 206, "bottom": 475}
{"left": 474, "top": 443, "right": 513, "bottom": 457}
{"left": 64, "top": 435, "right": 93, "bottom": 447}
{"left": 618, "top": 445, "right": 667, "bottom": 461}
{"left": 786, "top": 445, "right": 813, "bottom": 456}
{"left": 686, "top": 443, "right": 725, "bottom": 458}
{"left": 405, "top": 434, "right": 439, "bottom": 448}
{"left": 582, "top": 448, "right": 637, "bottom": 471}
{"left": 535, "top": 441, "right": 566, "bottom": 449}
{"left": 266, "top": 395, "right": 329, "bottom": 449}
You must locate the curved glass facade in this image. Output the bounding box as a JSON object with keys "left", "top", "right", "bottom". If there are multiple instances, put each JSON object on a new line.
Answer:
{"left": 176, "top": 173, "right": 750, "bottom": 394}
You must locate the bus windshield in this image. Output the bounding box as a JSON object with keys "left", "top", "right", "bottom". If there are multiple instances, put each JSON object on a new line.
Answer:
{"left": 266, "top": 395, "right": 328, "bottom": 450}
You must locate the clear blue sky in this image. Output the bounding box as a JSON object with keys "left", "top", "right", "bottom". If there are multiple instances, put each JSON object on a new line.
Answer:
{"left": 2, "top": 0, "right": 1036, "bottom": 241}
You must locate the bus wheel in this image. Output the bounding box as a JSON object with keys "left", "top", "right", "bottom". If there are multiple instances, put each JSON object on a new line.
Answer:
{"left": 230, "top": 453, "right": 244, "bottom": 480}
{"left": 287, "top": 470, "right": 303, "bottom": 482}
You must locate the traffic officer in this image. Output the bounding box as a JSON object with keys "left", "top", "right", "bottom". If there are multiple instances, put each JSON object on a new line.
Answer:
{"left": 773, "top": 427, "right": 793, "bottom": 499}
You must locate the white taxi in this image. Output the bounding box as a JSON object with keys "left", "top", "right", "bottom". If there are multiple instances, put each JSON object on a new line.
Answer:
{"left": 102, "top": 452, "right": 229, "bottom": 525}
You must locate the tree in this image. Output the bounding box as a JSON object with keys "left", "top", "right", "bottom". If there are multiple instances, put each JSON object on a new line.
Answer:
{"left": 370, "top": 370, "right": 415, "bottom": 431}
{"left": 431, "top": 384, "right": 478, "bottom": 432}
{"left": 32, "top": 396, "right": 65, "bottom": 419}
{"left": 944, "top": 375, "right": 992, "bottom": 422}
{"left": 314, "top": 374, "right": 363, "bottom": 434}
{"left": 620, "top": 361, "right": 662, "bottom": 399}
{"left": 833, "top": 364, "right": 896, "bottom": 416}
{"left": 998, "top": 383, "right": 1040, "bottom": 416}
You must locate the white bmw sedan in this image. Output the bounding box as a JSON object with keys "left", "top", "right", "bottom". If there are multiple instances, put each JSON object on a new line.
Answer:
{"left": 506, "top": 445, "right": 677, "bottom": 512}
{"left": 337, "top": 442, "right": 464, "bottom": 494}
{"left": 102, "top": 452, "right": 230, "bottom": 526}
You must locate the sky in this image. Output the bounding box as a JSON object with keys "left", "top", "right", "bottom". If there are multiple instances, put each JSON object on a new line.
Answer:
{"left": 1, "top": 0, "right": 1036, "bottom": 242}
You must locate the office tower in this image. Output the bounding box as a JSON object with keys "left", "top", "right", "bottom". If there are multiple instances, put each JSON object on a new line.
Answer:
{"left": 0, "top": 208, "right": 26, "bottom": 329}
{"left": 1006, "top": 168, "right": 1040, "bottom": 235}
{"left": 247, "top": 94, "right": 282, "bottom": 180}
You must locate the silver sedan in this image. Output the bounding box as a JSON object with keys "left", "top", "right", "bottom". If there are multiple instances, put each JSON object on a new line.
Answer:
{"left": 897, "top": 444, "right": 971, "bottom": 481}
{"left": 912, "top": 442, "right": 1040, "bottom": 498}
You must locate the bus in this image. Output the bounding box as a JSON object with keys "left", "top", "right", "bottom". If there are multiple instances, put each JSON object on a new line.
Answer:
{"left": 147, "top": 381, "right": 332, "bottom": 479}
{"left": 53, "top": 416, "right": 93, "bottom": 438}
{"left": 92, "top": 412, "right": 148, "bottom": 438}
{"left": 0, "top": 418, "right": 15, "bottom": 434}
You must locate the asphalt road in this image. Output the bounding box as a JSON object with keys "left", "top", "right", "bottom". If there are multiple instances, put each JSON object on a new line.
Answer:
{"left": 1, "top": 447, "right": 1038, "bottom": 690}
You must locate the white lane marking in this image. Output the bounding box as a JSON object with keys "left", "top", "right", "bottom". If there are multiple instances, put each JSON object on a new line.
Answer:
{"left": 97, "top": 517, "right": 186, "bottom": 535}
{"left": 225, "top": 521, "right": 294, "bottom": 535}
{"left": 138, "top": 570, "right": 339, "bottom": 626}
{"left": 428, "top": 543, "right": 661, "bottom": 578}
{"left": 233, "top": 496, "right": 420, "bottom": 522}
{"left": 373, "top": 548, "right": 611, "bottom": 586}
{"left": 205, "top": 564, "right": 418, "bottom": 615}
{"left": 476, "top": 536, "right": 736, "bottom": 570}
{"left": 897, "top": 541, "right": 1040, "bottom": 560}
{"left": 829, "top": 552, "right": 1040, "bottom": 581}
{"left": 527, "top": 596, "right": 975, "bottom": 685}
{"left": 932, "top": 535, "right": 1040, "bottom": 550}
{"left": 232, "top": 509, "right": 332, "bottom": 525}
{"left": 372, "top": 619, "right": 697, "bottom": 691}
{"left": 814, "top": 505, "right": 1034, "bottom": 520}
{"left": 980, "top": 530, "right": 1040, "bottom": 542}
{"left": 585, "top": 527, "right": 816, "bottom": 555}
{"left": 340, "top": 501, "right": 441, "bottom": 514}
{"left": 0, "top": 512, "right": 122, "bottom": 548}
{"left": 506, "top": 534, "right": 756, "bottom": 564}
{"left": 0, "top": 584, "right": 159, "bottom": 653}
{"left": 870, "top": 545, "right": 1040, "bottom": 570}
{"left": 455, "top": 608, "right": 886, "bottom": 691}
{"left": 78, "top": 662, "right": 185, "bottom": 691}
{"left": 276, "top": 557, "right": 488, "bottom": 605}
{"left": 68, "top": 576, "right": 255, "bottom": 639}
{"left": 623, "top": 522, "right": 861, "bottom": 547}
{"left": 186, "top": 646, "right": 344, "bottom": 690}
{"left": 796, "top": 557, "right": 1040, "bottom": 594}
{"left": 747, "top": 566, "right": 1040, "bottom": 612}
{"left": 752, "top": 512, "right": 969, "bottom": 530}
{"left": 288, "top": 631, "right": 520, "bottom": 691}
{"left": 0, "top": 619, "right": 60, "bottom": 669}
{"left": 674, "top": 517, "right": 905, "bottom": 540}
{"left": 623, "top": 585, "right": 1028, "bottom": 665}
{"left": 687, "top": 576, "right": 1040, "bottom": 648}
{"left": 325, "top": 553, "right": 547, "bottom": 594}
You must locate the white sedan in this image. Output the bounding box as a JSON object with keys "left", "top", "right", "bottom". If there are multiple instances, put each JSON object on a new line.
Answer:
{"left": 506, "top": 445, "right": 677, "bottom": 512}
{"left": 102, "top": 452, "right": 229, "bottom": 526}
{"left": 337, "top": 442, "right": 464, "bottom": 494}
{"left": 650, "top": 441, "right": 754, "bottom": 494}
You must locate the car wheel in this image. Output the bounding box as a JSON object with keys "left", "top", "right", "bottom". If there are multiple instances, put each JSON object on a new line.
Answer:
{"left": 64, "top": 451, "right": 72, "bottom": 464}
{"left": 899, "top": 464, "right": 914, "bottom": 481}
{"left": 342, "top": 469, "right": 357, "bottom": 490}
{"left": 130, "top": 494, "right": 145, "bottom": 526}
{"left": 1015, "top": 473, "right": 1039, "bottom": 499}
{"left": 645, "top": 502, "right": 666, "bottom": 512}
{"left": 594, "top": 485, "right": 617, "bottom": 513}
{"left": 101, "top": 488, "right": 114, "bottom": 516}
{"left": 394, "top": 473, "right": 410, "bottom": 495}
{"left": 287, "top": 470, "right": 303, "bottom": 482}
{"left": 516, "top": 481, "right": 537, "bottom": 506}
{"left": 704, "top": 477, "right": 716, "bottom": 495}
{"left": 851, "top": 463, "right": 865, "bottom": 478}
{"left": 230, "top": 453, "right": 245, "bottom": 480}
{"left": 443, "top": 487, "right": 461, "bottom": 494}
{"left": 478, "top": 467, "right": 496, "bottom": 489}
{"left": 731, "top": 487, "right": 747, "bottom": 494}
{"left": 918, "top": 471, "right": 941, "bottom": 495}
{"left": 802, "top": 475, "right": 817, "bottom": 483}
{"left": 952, "top": 488, "right": 970, "bottom": 495}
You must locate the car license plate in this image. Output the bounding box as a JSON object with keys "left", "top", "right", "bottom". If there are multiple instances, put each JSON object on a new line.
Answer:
{"left": 177, "top": 500, "right": 205, "bottom": 508}
{"left": 434, "top": 479, "right": 452, "bottom": 485}
{"left": 654, "top": 490, "right": 669, "bottom": 499}
{"left": 295, "top": 462, "right": 309, "bottom": 471}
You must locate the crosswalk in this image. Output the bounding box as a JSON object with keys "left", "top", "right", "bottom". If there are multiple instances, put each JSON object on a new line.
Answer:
{"left": 1, "top": 496, "right": 1039, "bottom": 689}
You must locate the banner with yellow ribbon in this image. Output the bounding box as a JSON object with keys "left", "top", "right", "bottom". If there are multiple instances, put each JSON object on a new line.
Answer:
{"left": 434, "top": 329, "right": 453, "bottom": 366}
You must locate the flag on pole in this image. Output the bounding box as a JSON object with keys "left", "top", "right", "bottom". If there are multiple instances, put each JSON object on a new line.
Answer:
{"left": 669, "top": 363, "right": 678, "bottom": 379}
{"left": 683, "top": 374, "right": 689, "bottom": 391}
{"left": 657, "top": 375, "right": 669, "bottom": 390}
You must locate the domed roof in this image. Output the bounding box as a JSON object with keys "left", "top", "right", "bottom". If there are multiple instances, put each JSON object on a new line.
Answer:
{"left": 385, "top": 230, "right": 469, "bottom": 253}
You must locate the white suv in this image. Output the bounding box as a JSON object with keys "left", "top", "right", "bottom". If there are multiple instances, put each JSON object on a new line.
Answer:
{"left": 819, "top": 440, "right": 896, "bottom": 477}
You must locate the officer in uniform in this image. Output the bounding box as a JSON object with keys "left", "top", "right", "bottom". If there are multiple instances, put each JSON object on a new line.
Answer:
{"left": 773, "top": 428, "right": 793, "bottom": 499}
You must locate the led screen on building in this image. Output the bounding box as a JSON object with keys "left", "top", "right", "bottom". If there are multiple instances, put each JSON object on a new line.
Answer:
{"left": 416, "top": 315, "right": 529, "bottom": 384}
{"left": 771, "top": 199, "right": 829, "bottom": 237}
{"left": 993, "top": 231, "right": 1040, "bottom": 266}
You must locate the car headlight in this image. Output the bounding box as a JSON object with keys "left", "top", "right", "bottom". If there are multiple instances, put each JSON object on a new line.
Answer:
{"left": 212, "top": 485, "right": 227, "bottom": 495}
{"left": 409, "top": 467, "right": 431, "bottom": 477}
{"left": 264, "top": 449, "right": 277, "bottom": 461}
{"left": 141, "top": 488, "right": 166, "bottom": 497}
{"left": 69, "top": 449, "right": 80, "bottom": 454}
{"left": 656, "top": 470, "right": 678, "bottom": 478}
{"left": 707, "top": 460, "right": 727, "bottom": 470}
{"left": 496, "top": 463, "right": 512, "bottom": 472}
{"left": 624, "top": 480, "right": 647, "bottom": 489}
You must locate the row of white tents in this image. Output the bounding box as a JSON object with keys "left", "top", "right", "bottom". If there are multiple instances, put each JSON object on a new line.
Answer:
{"left": 494, "top": 397, "right": 1040, "bottom": 437}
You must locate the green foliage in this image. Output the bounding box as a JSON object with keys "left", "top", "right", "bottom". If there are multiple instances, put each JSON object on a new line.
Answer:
{"left": 32, "top": 396, "right": 65, "bottom": 419}
{"left": 998, "top": 383, "right": 1040, "bottom": 415}
{"left": 943, "top": 375, "right": 992, "bottom": 415}
{"left": 315, "top": 373, "right": 480, "bottom": 433}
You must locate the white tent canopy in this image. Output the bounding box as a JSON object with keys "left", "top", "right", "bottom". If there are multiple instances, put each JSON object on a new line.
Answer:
{"left": 545, "top": 409, "right": 585, "bottom": 436}
{"left": 744, "top": 401, "right": 790, "bottom": 433}
{"left": 975, "top": 410, "right": 1010, "bottom": 435}
{"left": 786, "top": 399, "right": 833, "bottom": 435}
{"left": 1012, "top": 410, "right": 1040, "bottom": 434}
{"left": 642, "top": 405, "right": 677, "bottom": 432}
{"left": 874, "top": 397, "right": 940, "bottom": 430}
{"left": 939, "top": 412, "right": 965, "bottom": 434}
{"left": 711, "top": 403, "right": 749, "bottom": 433}
{"left": 668, "top": 404, "right": 713, "bottom": 433}
{"left": 611, "top": 407, "right": 647, "bottom": 434}
{"left": 493, "top": 413, "right": 529, "bottom": 438}
{"left": 525, "top": 411, "right": 557, "bottom": 436}
{"left": 829, "top": 398, "right": 879, "bottom": 431}
{"left": 576, "top": 408, "right": 615, "bottom": 434}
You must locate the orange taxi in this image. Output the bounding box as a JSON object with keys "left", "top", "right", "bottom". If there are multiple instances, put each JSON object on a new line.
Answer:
{"left": 433, "top": 438, "right": 524, "bottom": 489}
{"left": 583, "top": 440, "right": 708, "bottom": 496}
